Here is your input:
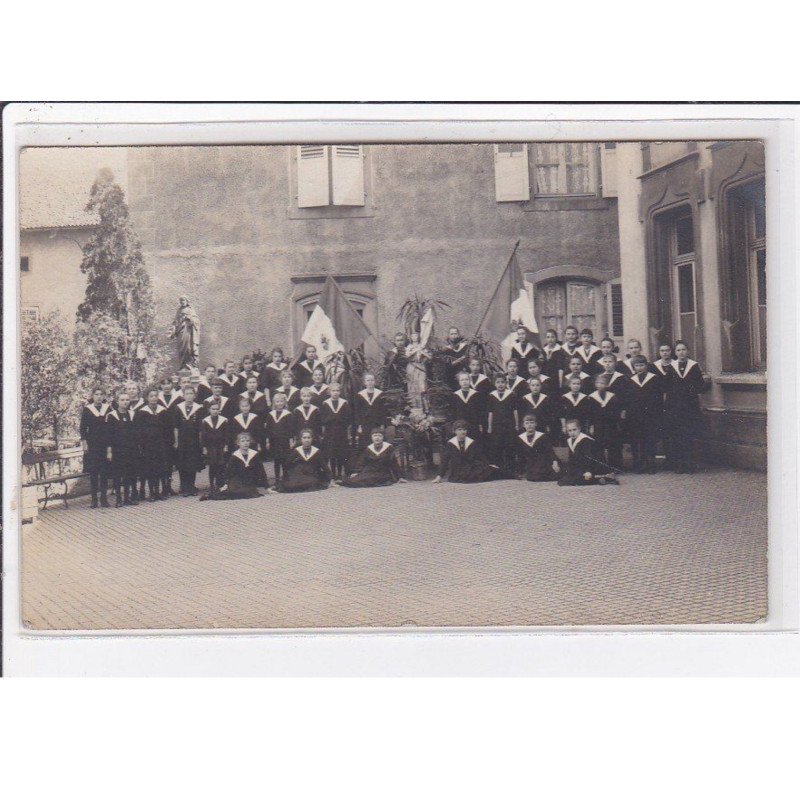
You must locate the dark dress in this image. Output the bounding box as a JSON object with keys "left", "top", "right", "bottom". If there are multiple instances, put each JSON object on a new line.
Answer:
{"left": 510, "top": 341, "right": 541, "bottom": 379}
{"left": 320, "top": 398, "right": 352, "bottom": 460}
{"left": 664, "top": 359, "right": 708, "bottom": 469}
{"left": 559, "top": 390, "right": 591, "bottom": 429}
{"left": 353, "top": 389, "right": 388, "bottom": 440}
{"left": 575, "top": 345, "right": 603, "bottom": 375}
{"left": 506, "top": 376, "right": 529, "bottom": 404}
{"left": 541, "top": 345, "right": 565, "bottom": 382}
{"left": 135, "top": 405, "right": 171, "bottom": 478}
{"left": 518, "top": 392, "right": 559, "bottom": 435}
{"left": 106, "top": 408, "right": 139, "bottom": 483}
{"left": 441, "top": 341, "right": 470, "bottom": 388}
{"left": 217, "top": 373, "right": 241, "bottom": 400}
{"left": 274, "top": 385, "right": 302, "bottom": 411}
{"left": 307, "top": 384, "right": 330, "bottom": 408}
{"left": 449, "top": 388, "right": 486, "bottom": 437}
{"left": 487, "top": 389, "right": 518, "bottom": 469}
{"left": 626, "top": 371, "right": 664, "bottom": 467}
{"left": 294, "top": 359, "right": 324, "bottom": 388}
{"left": 79, "top": 403, "right": 110, "bottom": 474}
{"left": 437, "top": 437, "right": 500, "bottom": 483}
{"left": 228, "top": 412, "right": 264, "bottom": 452}
{"left": 260, "top": 361, "right": 290, "bottom": 394}
{"left": 265, "top": 409, "right": 296, "bottom": 463}
{"left": 341, "top": 443, "right": 400, "bottom": 488}
{"left": 561, "top": 371, "right": 594, "bottom": 396}
{"left": 203, "top": 394, "right": 234, "bottom": 419}
{"left": 516, "top": 430, "right": 560, "bottom": 481}
{"left": 238, "top": 389, "right": 270, "bottom": 417}
{"left": 173, "top": 401, "right": 205, "bottom": 473}
{"left": 209, "top": 449, "right": 269, "bottom": 500}
{"left": 195, "top": 379, "right": 213, "bottom": 405}
{"left": 586, "top": 390, "right": 624, "bottom": 469}
{"left": 559, "top": 433, "right": 608, "bottom": 486}
{"left": 200, "top": 414, "right": 229, "bottom": 487}
{"left": 293, "top": 404, "right": 323, "bottom": 443}
{"left": 157, "top": 390, "right": 183, "bottom": 412}
{"left": 275, "top": 446, "right": 332, "bottom": 492}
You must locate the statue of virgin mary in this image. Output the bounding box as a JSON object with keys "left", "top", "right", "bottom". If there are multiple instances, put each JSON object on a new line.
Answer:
{"left": 169, "top": 295, "right": 200, "bottom": 370}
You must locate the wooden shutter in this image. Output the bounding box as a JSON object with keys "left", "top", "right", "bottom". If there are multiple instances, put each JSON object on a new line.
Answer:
{"left": 610, "top": 283, "right": 623, "bottom": 336}
{"left": 331, "top": 144, "right": 365, "bottom": 206}
{"left": 297, "top": 145, "right": 330, "bottom": 208}
{"left": 600, "top": 144, "right": 618, "bottom": 197}
{"left": 494, "top": 143, "right": 530, "bottom": 202}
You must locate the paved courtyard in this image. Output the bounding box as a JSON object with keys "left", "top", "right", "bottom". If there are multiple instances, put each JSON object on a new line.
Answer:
{"left": 20, "top": 466, "right": 767, "bottom": 630}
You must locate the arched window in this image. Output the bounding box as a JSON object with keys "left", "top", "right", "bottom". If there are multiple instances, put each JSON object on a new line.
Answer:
{"left": 537, "top": 279, "right": 601, "bottom": 340}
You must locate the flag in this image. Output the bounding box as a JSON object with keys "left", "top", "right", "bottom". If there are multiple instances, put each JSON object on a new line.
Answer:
{"left": 419, "top": 305, "right": 435, "bottom": 348}
{"left": 477, "top": 242, "right": 541, "bottom": 361}
{"left": 296, "top": 276, "right": 374, "bottom": 363}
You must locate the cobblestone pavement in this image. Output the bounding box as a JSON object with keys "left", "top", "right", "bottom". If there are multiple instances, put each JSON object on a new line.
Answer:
{"left": 20, "top": 466, "right": 767, "bottom": 630}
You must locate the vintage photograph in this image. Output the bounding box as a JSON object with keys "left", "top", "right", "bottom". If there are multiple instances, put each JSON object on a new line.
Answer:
{"left": 17, "top": 139, "right": 767, "bottom": 629}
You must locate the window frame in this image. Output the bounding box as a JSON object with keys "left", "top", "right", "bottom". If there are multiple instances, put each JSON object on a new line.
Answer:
{"left": 531, "top": 142, "right": 600, "bottom": 198}
{"left": 20, "top": 255, "right": 30, "bottom": 273}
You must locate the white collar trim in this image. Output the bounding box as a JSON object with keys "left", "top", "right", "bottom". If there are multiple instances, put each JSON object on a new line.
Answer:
{"left": 519, "top": 430, "right": 544, "bottom": 447}
{"left": 454, "top": 387, "right": 477, "bottom": 401}
{"left": 568, "top": 432, "right": 592, "bottom": 451}
{"left": 367, "top": 442, "right": 389, "bottom": 455}
{"left": 448, "top": 436, "right": 474, "bottom": 449}
{"left": 589, "top": 391, "right": 615, "bottom": 407}
{"left": 295, "top": 445, "right": 319, "bottom": 460}
{"left": 563, "top": 392, "right": 587, "bottom": 405}
{"left": 233, "top": 448, "right": 258, "bottom": 466}
{"left": 358, "top": 388, "right": 383, "bottom": 404}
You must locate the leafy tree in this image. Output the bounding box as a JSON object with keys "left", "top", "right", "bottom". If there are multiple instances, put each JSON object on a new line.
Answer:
{"left": 76, "top": 168, "right": 162, "bottom": 384}
{"left": 21, "top": 313, "right": 78, "bottom": 450}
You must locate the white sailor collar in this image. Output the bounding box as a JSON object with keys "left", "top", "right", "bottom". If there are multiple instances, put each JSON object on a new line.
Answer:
{"left": 589, "top": 390, "right": 615, "bottom": 407}
{"left": 512, "top": 340, "right": 534, "bottom": 354}
{"left": 653, "top": 361, "right": 671, "bottom": 375}
{"left": 108, "top": 408, "right": 135, "bottom": 421}
{"left": 579, "top": 345, "right": 601, "bottom": 358}
{"left": 524, "top": 392, "right": 546, "bottom": 407}
{"left": 206, "top": 395, "right": 228, "bottom": 407}
{"left": 367, "top": 442, "right": 390, "bottom": 455}
{"left": 671, "top": 359, "right": 697, "bottom": 377}
{"left": 568, "top": 432, "right": 592, "bottom": 451}
{"left": 447, "top": 340, "right": 467, "bottom": 352}
{"left": 454, "top": 387, "right": 477, "bottom": 401}
{"left": 296, "top": 405, "right": 318, "bottom": 419}
{"left": 358, "top": 388, "right": 383, "bottom": 404}
{"left": 489, "top": 389, "right": 513, "bottom": 400}
{"left": 507, "top": 375, "right": 525, "bottom": 389}
{"left": 269, "top": 409, "right": 292, "bottom": 421}
{"left": 323, "top": 397, "right": 346, "bottom": 411}
{"left": 519, "top": 430, "right": 544, "bottom": 447}
{"left": 300, "top": 359, "right": 322, "bottom": 371}
{"left": 234, "top": 412, "right": 257, "bottom": 427}
{"left": 140, "top": 404, "right": 165, "bottom": 415}
{"left": 470, "top": 373, "right": 489, "bottom": 385}
{"left": 176, "top": 401, "right": 201, "bottom": 419}
{"left": 563, "top": 391, "right": 587, "bottom": 405}
{"left": 278, "top": 385, "right": 299, "bottom": 397}
{"left": 266, "top": 361, "right": 288, "bottom": 371}
{"left": 561, "top": 343, "right": 579, "bottom": 354}
{"left": 606, "top": 371, "right": 623, "bottom": 384}
{"left": 310, "top": 383, "right": 329, "bottom": 394}
{"left": 238, "top": 369, "right": 260, "bottom": 378}
{"left": 537, "top": 373, "right": 550, "bottom": 382}
{"left": 240, "top": 389, "right": 265, "bottom": 401}
{"left": 85, "top": 402, "right": 110, "bottom": 417}
{"left": 566, "top": 371, "right": 591, "bottom": 381}
{"left": 448, "top": 436, "right": 474, "bottom": 449}
{"left": 295, "top": 445, "right": 319, "bottom": 460}
{"left": 197, "top": 376, "right": 212, "bottom": 389}
{"left": 632, "top": 371, "right": 656, "bottom": 387}
{"left": 202, "top": 414, "right": 226, "bottom": 428}
{"left": 219, "top": 373, "right": 238, "bottom": 385}
{"left": 232, "top": 448, "right": 259, "bottom": 466}
{"left": 158, "top": 389, "right": 182, "bottom": 405}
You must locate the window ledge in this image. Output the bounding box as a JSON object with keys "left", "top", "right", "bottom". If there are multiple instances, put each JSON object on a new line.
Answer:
{"left": 522, "top": 196, "right": 612, "bottom": 212}
{"left": 715, "top": 372, "right": 767, "bottom": 386}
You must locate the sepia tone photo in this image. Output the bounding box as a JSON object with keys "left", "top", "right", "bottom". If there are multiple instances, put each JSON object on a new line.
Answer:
{"left": 17, "top": 139, "right": 767, "bottom": 630}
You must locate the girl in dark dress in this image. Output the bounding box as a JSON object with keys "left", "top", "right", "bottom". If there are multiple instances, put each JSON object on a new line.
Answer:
{"left": 261, "top": 348, "right": 289, "bottom": 394}
{"left": 320, "top": 382, "right": 352, "bottom": 480}
{"left": 202, "top": 432, "right": 269, "bottom": 501}
{"left": 105, "top": 390, "right": 139, "bottom": 507}
{"left": 271, "top": 429, "right": 332, "bottom": 493}
{"left": 449, "top": 371, "right": 486, "bottom": 439}
{"left": 519, "top": 377, "right": 559, "bottom": 437}
{"left": 664, "top": 340, "right": 709, "bottom": 473}
{"left": 341, "top": 429, "right": 404, "bottom": 488}
{"left": 516, "top": 414, "right": 561, "bottom": 482}
{"left": 265, "top": 392, "right": 296, "bottom": 481}
{"left": 79, "top": 387, "right": 111, "bottom": 508}
{"left": 173, "top": 385, "right": 205, "bottom": 496}
{"left": 626, "top": 355, "right": 664, "bottom": 473}
{"left": 441, "top": 327, "right": 470, "bottom": 389}
{"left": 200, "top": 399, "right": 229, "bottom": 494}
{"left": 509, "top": 325, "right": 541, "bottom": 380}
{"left": 135, "top": 389, "right": 171, "bottom": 501}
{"left": 541, "top": 329, "right": 565, "bottom": 385}
{"left": 433, "top": 420, "right": 503, "bottom": 484}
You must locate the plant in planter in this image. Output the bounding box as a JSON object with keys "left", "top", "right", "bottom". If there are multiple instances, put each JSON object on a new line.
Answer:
{"left": 389, "top": 406, "right": 441, "bottom": 479}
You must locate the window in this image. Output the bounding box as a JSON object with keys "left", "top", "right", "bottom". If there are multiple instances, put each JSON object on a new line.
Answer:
{"left": 21, "top": 306, "right": 40, "bottom": 327}
{"left": 494, "top": 144, "right": 530, "bottom": 202}
{"left": 296, "top": 145, "right": 365, "bottom": 208}
{"left": 532, "top": 142, "right": 597, "bottom": 196}
{"left": 610, "top": 282, "right": 624, "bottom": 337}
{"left": 725, "top": 180, "right": 766, "bottom": 370}
{"left": 20, "top": 256, "right": 30, "bottom": 272}
{"left": 667, "top": 210, "right": 697, "bottom": 355}
{"left": 537, "top": 280, "right": 600, "bottom": 340}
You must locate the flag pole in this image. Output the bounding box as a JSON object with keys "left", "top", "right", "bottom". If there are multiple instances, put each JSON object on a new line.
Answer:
{"left": 474, "top": 239, "right": 521, "bottom": 337}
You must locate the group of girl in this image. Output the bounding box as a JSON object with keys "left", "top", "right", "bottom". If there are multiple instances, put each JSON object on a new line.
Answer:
{"left": 78, "top": 327, "right": 708, "bottom": 506}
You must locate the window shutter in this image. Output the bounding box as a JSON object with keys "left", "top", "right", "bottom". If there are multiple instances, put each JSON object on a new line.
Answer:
{"left": 297, "top": 145, "right": 330, "bottom": 208}
{"left": 610, "top": 283, "right": 623, "bottom": 337}
{"left": 494, "top": 143, "right": 530, "bottom": 202}
{"left": 600, "top": 144, "right": 618, "bottom": 198}
{"left": 331, "top": 144, "right": 365, "bottom": 206}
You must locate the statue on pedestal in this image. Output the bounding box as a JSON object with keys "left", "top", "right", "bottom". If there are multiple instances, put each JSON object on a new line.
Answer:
{"left": 169, "top": 295, "right": 200, "bottom": 372}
